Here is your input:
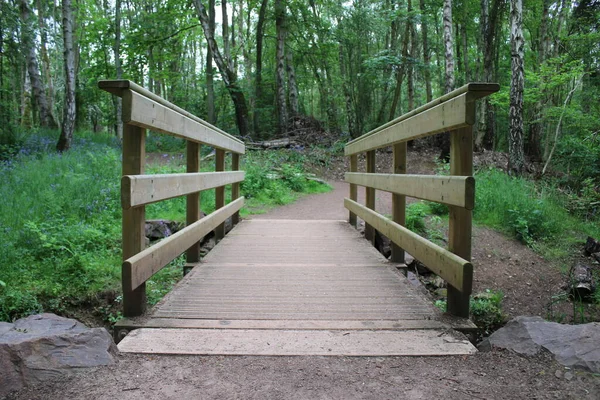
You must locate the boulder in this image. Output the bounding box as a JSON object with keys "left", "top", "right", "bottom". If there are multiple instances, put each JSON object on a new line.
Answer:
{"left": 0, "top": 313, "right": 117, "bottom": 397}
{"left": 145, "top": 219, "right": 185, "bottom": 241}
{"left": 479, "top": 316, "right": 600, "bottom": 373}
{"left": 584, "top": 236, "right": 600, "bottom": 256}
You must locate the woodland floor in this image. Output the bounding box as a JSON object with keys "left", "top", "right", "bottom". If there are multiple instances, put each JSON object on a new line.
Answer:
{"left": 6, "top": 149, "right": 600, "bottom": 400}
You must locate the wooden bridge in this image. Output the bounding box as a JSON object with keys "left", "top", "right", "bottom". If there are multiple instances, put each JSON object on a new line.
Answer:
{"left": 99, "top": 80, "right": 498, "bottom": 356}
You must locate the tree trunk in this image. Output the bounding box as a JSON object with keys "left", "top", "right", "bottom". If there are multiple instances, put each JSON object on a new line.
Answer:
{"left": 439, "top": 0, "right": 454, "bottom": 160}
{"left": 222, "top": 0, "right": 230, "bottom": 70}
{"left": 36, "top": 0, "right": 55, "bottom": 120}
{"left": 420, "top": 0, "right": 432, "bottom": 103}
{"left": 114, "top": 0, "right": 123, "bottom": 139}
{"left": 56, "top": 0, "right": 76, "bottom": 152}
{"left": 389, "top": 10, "right": 411, "bottom": 121}
{"left": 339, "top": 44, "right": 357, "bottom": 138}
{"left": 526, "top": 0, "right": 549, "bottom": 161}
{"left": 407, "top": 0, "right": 415, "bottom": 112}
{"left": 508, "top": 0, "right": 525, "bottom": 175}
{"left": 19, "top": 0, "right": 57, "bottom": 129}
{"left": 275, "top": 0, "right": 288, "bottom": 134}
{"left": 443, "top": 0, "right": 455, "bottom": 94}
{"left": 286, "top": 48, "right": 299, "bottom": 116}
{"left": 194, "top": 0, "right": 249, "bottom": 137}
{"left": 206, "top": 0, "right": 215, "bottom": 124}
{"left": 253, "top": 0, "right": 268, "bottom": 137}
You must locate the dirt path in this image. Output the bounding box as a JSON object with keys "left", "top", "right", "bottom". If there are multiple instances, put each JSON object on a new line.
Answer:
{"left": 6, "top": 182, "right": 600, "bottom": 400}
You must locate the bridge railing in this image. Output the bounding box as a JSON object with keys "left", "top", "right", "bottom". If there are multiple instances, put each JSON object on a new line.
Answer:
{"left": 99, "top": 80, "right": 245, "bottom": 317}
{"left": 344, "top": 83, "right": 499, "bottom": 318}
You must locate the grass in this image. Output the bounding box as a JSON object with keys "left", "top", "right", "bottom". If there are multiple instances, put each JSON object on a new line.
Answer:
{"left": 474, "top": 168, "right": 600, "bottom": 265}
{"left": 0, "top": 130, "right": 331, "bottom": 323}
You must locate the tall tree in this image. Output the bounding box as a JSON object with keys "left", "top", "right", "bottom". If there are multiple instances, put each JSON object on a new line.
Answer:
{"left": 206, "top": 0, "right": 216, "bottom": 124}
{"left": 193, "top": 0, "right": 249, "bottom": 136}
{"left": 253, "top": 0, "right": 268, "bottom": 136}
{"left": 19, "top": 0, "right": 58, "bottom": 129}
{"left": 508, "top": 0, "right": 525, "bottom": 174}
{"left": 114, "top": 0, "right": 123, "bottom": 139}
{"left": 419, "top": 0, "right": 432, "bottom": 103}
{"left": 275, "top": 0, "right": 288, "bottom": 134}
{"left": 56, "top": 0, "right": 76, "bottom": 152}
{"left": 286, "top": 48, "right": 299, "bottom": 116}
{"left": 443, "top": 0, "right": 455, "bottom": 94}
{"left": 439, "top": 0, "right": 455, "bottom": 159}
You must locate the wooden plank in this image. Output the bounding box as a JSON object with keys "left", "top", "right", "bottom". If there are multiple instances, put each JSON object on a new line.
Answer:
{"left": 447, "top": 126, "right": 474, "bottom": 318}
{"left": 349, "top": 154, "right": 358, "bottom": 227}
{"left": 122, "top": 89, "right": 245, "bottom": 153}
{"left": 391, "top": 142, "right": 406, "bottom": 263}
{"left": 345, "top": 173, "right": 475, "bottom": 209}
{"left": 122, "top": 171, "right": 245, "bottom": 209}
{"left": 186, "top": 142, "right": 201, "bottom": 264}
{"left": 344, "top": 198, "right": 472, "bottom": 292}
{"left": 345, "top": 94, "right": 472, "bottom": 155}
{"left": 129, "top": 318, "right": 462, "bottom": 331}
{"left": 365, "top": 150, "right": 376, "bottom": 244}
{"left": 98, "top": 80, "right": 244, "bottom": 148}
{"left": 121, "top": 124, "right": 146, "bottom": 317}
{"left": 231, "top": 153, "right": 240, "bottom": 225}
{"left": 123, "top": 197, "right": 245, "bottom": 291}
{"left": 117, "top": 328, "right": 476, "bottom": 356}
{"left": 215, "top": 149, "right": 226, "bottom": 241}
{"left": 346, "top": 83, "right": 499, "bottom": 146}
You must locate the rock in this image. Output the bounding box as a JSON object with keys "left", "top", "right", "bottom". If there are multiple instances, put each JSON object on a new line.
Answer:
{"left": 592, "top": 252, "right": 600, "bottom": 263}
{"left": 374, "top": 231, "right": 391, "bottom": 259}
{"left": 0, "top": 313, "right": 117, "bottom": 397}
{"left": 145, "top": 219, "right": 186, "bottom": 241}
{"left": 584, "top": 236, "right": 600, "bottom": 256}
{"left": 479, "top": 316, "right": 600, "bottom": 373}
{"left": 430, "top": 275, "right": 446, "bottom": 289}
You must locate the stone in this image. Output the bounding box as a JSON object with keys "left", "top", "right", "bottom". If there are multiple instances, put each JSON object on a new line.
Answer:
{"left": 0, "top": 313, "right": 117, "bottom": 397}
{"left": 584, "top": 236, "right": 600, "bottom": 256}
{"left": 145, "top": 219, "right": 186, "bottom": 241}
{"left": 479, "top": 316, "right": 600, "bottom": 373}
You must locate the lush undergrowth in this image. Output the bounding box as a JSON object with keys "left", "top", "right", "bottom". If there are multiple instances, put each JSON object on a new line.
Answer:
{"left": 474, "top": 168, "right": 600, "bottom": 265}
{"left": 0, "top": 130, "right": 330, "bottom": 322}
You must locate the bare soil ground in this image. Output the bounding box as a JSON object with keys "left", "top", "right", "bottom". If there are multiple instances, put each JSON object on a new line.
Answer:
{"left": 5, "top": 149, "right": 600, "bottom": 400}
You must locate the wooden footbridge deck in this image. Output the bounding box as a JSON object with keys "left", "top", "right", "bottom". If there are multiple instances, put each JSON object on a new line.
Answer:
{"left": 100, "top": 80, "right": 498, "bottom": 356}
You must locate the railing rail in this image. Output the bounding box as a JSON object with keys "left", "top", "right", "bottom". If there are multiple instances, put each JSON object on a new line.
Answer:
{"left": 344, "top": 82, "right": 499, "bottom": 318}
{"left": 99, "top": 80, "right": 245, "bottom": 317}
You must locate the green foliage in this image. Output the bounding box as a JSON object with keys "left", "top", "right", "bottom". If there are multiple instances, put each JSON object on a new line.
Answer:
{"left": 405, "top": 202, "right": 428, "bottom": 236}
{"left": 0, "top": 130, "right": 122, "bottom": 321}
{"left": 436, "top": 289, "right": 506, "bottom": 335}
{"left": 475, "top": 168, "right": 600, "bottom": 260}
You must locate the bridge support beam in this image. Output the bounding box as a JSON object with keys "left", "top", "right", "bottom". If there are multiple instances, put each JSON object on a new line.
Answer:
{"left": 122, "top": 124, "right": 147, "bottom": 317}
{"left": 447, "top": 126, "right": 474, "bottom": 318}
{"left": 349, "top": 155, "right": 358, "bottom": 227}
{"left": 391, "top": 143, "right": 406, "bottom": 264}
{"left": 365, "top": 150, "right": 376, "bottom": 245}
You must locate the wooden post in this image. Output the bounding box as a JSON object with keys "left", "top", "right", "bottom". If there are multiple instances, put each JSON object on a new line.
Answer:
{"left": 121, "top": 124, "right": 146, "bottom": 317}
{"left": 365, "top": 150, "right": 376, "bottom": 244}
{"left": 231, "top": 153, "right": 240, "bottom": 226}
{"left": 185, "top": 141, "right": 201, "bottom": 275}
{"left": 391, "top": 143, "right": 406, "bottom": 263}
{"left": 447, "top": 126, "right": 474, "bottom": 318}
{"left": 215, "top": 149, "right": 226, "bottom": 241}
{"left": 349, "top": 154, "right": 358, "bottom": 227}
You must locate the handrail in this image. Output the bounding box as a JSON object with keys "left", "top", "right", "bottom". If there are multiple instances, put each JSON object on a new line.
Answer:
{"left": 344, "top": 82, "right": 498, "bottom": 319}
{"left": 98, "top": 80, "right": 243, "bottom": 147}
{"left": 99, "top": 80, "right": 245, "bottom": 317}
{"left": 346, "top": 83, "right": 499, "bottom": 146}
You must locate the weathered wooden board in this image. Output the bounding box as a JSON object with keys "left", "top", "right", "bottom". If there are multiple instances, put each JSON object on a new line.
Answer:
{"left": 123, "top": 197, "right": 244, "bottom": 291}
{"left": 123, "top": 89, "right": 245, "bottom": 153}
{"left": 345, "top": 94, "right": 472, "bottom": 155}
{"left": 118, "top": 328, "right": 476, "bottom": 356}
{"left": 344, "top": 198, "right": 472, "bottom": 293}
{"left": 345, "top": 172, "right": 474, "bottom": 209}
{"left": 122, "top": 171, "right": 245, "bottom": 209}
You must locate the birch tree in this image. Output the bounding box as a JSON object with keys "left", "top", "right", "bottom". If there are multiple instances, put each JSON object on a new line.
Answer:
{"left": 508, "top": 0, "right": 525, "bottom": 174}
{"left": 56, "top": 0, "right": 76, "bottom": 152}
